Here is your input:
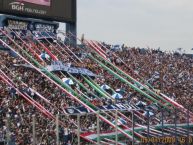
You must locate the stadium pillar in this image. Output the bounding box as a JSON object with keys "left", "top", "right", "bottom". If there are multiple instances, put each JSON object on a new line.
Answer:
{"left": 66, "top": 22, "right": 77, "bottom": 47}
{"left": 32, "top": 115, "right": 36, "bottom": 145}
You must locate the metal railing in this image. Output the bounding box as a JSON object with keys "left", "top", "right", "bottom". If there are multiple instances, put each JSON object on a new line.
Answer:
{"left": 1, "top": 107, "right": 192, "bottom": 145}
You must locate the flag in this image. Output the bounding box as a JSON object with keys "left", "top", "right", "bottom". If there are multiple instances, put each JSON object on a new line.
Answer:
{"left": 112, "top": 93, "right": 123, "bottom": 99}
{"left": 40, "top": 52, "right": 50, "bottom": 60}
{"left": 62, "top": 78, "right": 74, "bottom": 85}
{"left": 143, "top": 111, "right": 154, "bottom": 117}
{"left": 136, "top": 101, "right": 146, "bottom": 108}
{"left": 100, "top": 84, "right": 110, "bottom": 90}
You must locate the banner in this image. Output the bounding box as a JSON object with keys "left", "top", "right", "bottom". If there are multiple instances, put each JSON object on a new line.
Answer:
{"left": 12, "top": 61, "right": 96, "bottom": 77}
{"left": 19, "top": 0, "right": 51, "bottom": 7}
{"left": 13, "top": 64, "right": 34, "bottom": 69}
{"left": 0, "top": 0, "right": 76, "bottom": 23}
{"left": 64, "top": 103, "right": 132, "bottom": 114}
{"left": 46, "top": 61, "right": 96, "bottom": 77}
{"left": 7, "top": 19, "right": 28, "bottom": 30}
{"left": 64, "top": 107, "right": 90, "bottom": 114}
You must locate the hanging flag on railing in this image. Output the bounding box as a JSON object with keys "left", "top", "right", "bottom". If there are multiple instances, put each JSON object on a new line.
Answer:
{"left": 46, "top": 61, "right": 96, "bottom": 77}
{"left": 64, "top": 103, "right": 132, "bottom": 114}
{"left": 62, "top": 78, "right": 74, "bottom": 85}
{"left": 100, "top": 84, "right": 110, "bottom": 90}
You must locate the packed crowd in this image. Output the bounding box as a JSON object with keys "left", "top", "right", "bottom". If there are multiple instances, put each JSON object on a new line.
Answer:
{"left": 103, "top": 44, "right": 193, "bottom": 108}
{"left": 0, "top": 28, "right": 192, "bottom": 145}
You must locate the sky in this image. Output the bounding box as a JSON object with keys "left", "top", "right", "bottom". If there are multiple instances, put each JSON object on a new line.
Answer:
{"left": 59, "top": 0, "right": 193, "bottom": 53}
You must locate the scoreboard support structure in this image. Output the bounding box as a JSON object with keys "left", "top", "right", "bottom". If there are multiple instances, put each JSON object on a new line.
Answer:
{"left": 66, "top": 22, "right": 77, "bottom": 47}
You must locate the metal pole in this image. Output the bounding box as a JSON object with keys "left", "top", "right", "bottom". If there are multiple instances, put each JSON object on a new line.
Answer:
{"left": 77, "top": 114, "right": 80, "bottom": 145}
{"left": 174, "top": 108, "right": 177, "bottom": 145}
{"left": 115, "top": 110, "right": 118, "bottom": 145}
{"left": 56, "top": 114, "right": 59, "bottom": 145}
{"left": 5, "top": 116, "right": 10, "bottom": 145}
{"left": 161, "top": 108, "right": 164, "bottom": 137}
{"left": 97, "top": 111, "right": 100, "bottom": 145}
{"left": 187, "top": 106, "right": 190, "bottom": 145}
{"left": 147, "top": 110, "right": 150, "bottom": 145}
{"left": 32, "top": 115, "right": 36, "bottom": 145}
{"left": 132, "top": 111, "right": 135, "bottom": 145}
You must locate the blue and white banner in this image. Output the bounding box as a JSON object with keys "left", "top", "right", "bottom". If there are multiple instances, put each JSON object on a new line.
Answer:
{"left": 64, "top": 103, "right": 132, "bottom": 114}
{"left": 46, "top": 61, "right": 96, "bottom": 77}
{"left": 64, "top": 107, "right": 90, "bottom": 114}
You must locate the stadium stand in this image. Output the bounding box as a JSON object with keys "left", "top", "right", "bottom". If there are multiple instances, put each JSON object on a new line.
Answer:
{"left": 0, "top": 27, "right": 193, "bottom": 145}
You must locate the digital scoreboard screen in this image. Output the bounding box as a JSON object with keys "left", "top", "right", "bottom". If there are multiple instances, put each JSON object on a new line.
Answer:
{"left": 0, "top": 0, "right": 76, "bottom": 23}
